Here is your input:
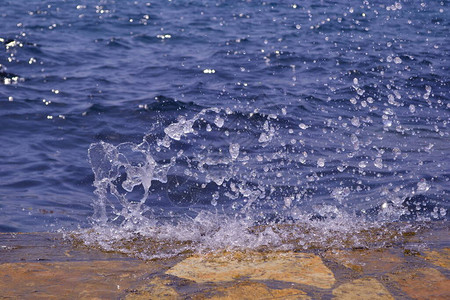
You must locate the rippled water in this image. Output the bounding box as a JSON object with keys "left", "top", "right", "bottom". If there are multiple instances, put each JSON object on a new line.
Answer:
{"left": 1, "top": 0, "right": 448, "bottom": 256}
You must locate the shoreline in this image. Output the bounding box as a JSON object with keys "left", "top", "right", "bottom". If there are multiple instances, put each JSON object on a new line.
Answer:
{"left": 1, "top": 224, "right": 449, "bottom": 299}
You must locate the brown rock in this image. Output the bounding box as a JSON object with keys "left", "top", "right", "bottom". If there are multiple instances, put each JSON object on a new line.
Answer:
{"left": 324, "top": 249, "right": 403, "bottom": 274}
{"left": 389, "top": 267, "right": 450, "bottom": 300}
{"left": 200, "top": 281, "right": 310, "bottom": 300}
{"left": 422, "top": 248, "right": 450, "bottom": 269}
{"left": 126, "top": 277, "right": 180, "bottom": 300}
{"left": 166, "top": 251, "right": 335, "bottom": 289}
{"left": 332, "top": 278, "right": 394, "bottom": 300}
{"left": 0, "top": 260, "right": 162, "bottom": 299}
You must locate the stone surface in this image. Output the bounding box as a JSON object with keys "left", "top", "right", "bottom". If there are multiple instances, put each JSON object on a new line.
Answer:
{"left": 324, "top": 249, "right": 403, "bottom": 274}
{"left": 0, "top": 232, "right": 130, "bottom": 263}
{"left": 2, "top": 231, "right": 450, "bottom": 299}
{"left": 389, "top": 267, "right": 450, "bottom": 300}
{"left": 126, "top": 277, "right": 180, "bottom": 300}
{"left": 166, "top": 251, "right": 335, "bottom": 289}
{"left": 332, "top": 278, "right": 394, "bottom": 300}
{"left": 422, "top": 248, "right": 450, "bottom": 269}
{"left": 198, "top": 281, "right": 310, "bottom": 300}
{"left": 0, "top": 260, "right": 162, "bottom": 299}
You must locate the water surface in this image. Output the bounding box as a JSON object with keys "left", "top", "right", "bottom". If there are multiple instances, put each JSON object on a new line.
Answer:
{"left": 0, "top": 0, "right": 448, "bottom": 256}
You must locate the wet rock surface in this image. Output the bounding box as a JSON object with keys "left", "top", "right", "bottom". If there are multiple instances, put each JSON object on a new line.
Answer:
{"left": 0, "top": 227, "right": 449, "bottom": 299}
{"left": 195, "top": 281, "right": 310, "bottom": 300}
{"left": 125, "top": 277, "right": 179, "bottom": 300}
{"left": 388, "top": 268, "right": 450, "bottom": 300}
{"left": 0, "top": 260, "right": 162, "bottom": 299}
{"left": 332, "top": 278, "right": 394, "bottom": 300}
{"left": 422, "top": 248, "right": 450, "bottom": 269}
{"left": 323, "top": 249, "right": 404, "bottom": 274}
{"left": 166, "top": 251, "right": 335, "bottom": 289}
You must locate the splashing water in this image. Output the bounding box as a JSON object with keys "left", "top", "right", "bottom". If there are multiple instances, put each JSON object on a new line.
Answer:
{"left": 79, "top": 102, "right": 447, "bottom": 258}
{"left": 15, "top": 0, "right": 439, "bottom": 258}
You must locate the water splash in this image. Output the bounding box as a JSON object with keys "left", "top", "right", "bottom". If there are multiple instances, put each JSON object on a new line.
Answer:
{"left": 78, "top": 103, "right": 446, "bottom": 258}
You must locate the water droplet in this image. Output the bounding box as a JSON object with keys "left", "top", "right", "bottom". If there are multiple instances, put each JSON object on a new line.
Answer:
{"left": 374, "top": 158, "right": 383, "bottom": 169}
{"left": 337, "top": 165, "right": 346, "bottom": 172}
{"left": 229, "top": 143, "right": 240, "bottom": 160}
{"left": 351, "top": 116, "right": 360, "bottom": 127}
{"left": 417, "top": 179, "right": 430, "bottom": 192}
{"left": 258, "top": 132, "right": 270, "bottom": 143}
{"left": 214, "top": 116, "right": 224, "bottom": 128}
{"left": 331, "top": 187, "right": 350, "bottom": 202}
{"left": 299, "top": 123, "right": 308, "bottom": 130}
{"left": 317, "top": 158, "right": 325, "bottom": 167}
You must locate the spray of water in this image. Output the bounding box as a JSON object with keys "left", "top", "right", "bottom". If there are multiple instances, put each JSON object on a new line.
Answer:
{"left": 76, "top": 103, "right": 445, "bottom": 259}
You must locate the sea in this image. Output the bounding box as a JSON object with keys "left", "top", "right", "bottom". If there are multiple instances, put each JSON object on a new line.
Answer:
{"left": 1, "top": 0, "right": 448, "bottom": 258}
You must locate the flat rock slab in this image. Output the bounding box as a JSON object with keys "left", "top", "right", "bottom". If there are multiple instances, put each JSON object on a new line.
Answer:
{"left": 1, "top": 230, "right": 450, "bottom": 299}
{"left": 125, "top": 277, "right": 180, "bottom": 300}
{"left": 323, "top": 249, "right": 404, "bottom": 274}
{"left": 0, "top": 260, "right": 163, "bottom": 299}
{"left": 166, "top": 251, "right": 335, "bottom": 289}
{"left": 200, "top": 281, "right": 310, "bottom": 300}
{"left": 0, "top": 232, "right": 129, "bottom": 263}
{"left": 332, "top": 278, "right": 394, "bottom": 300}
{"left": 126, "top": 279, "right": 310, "bottom": 300}
{"left": 389, "top": 267, "right": 450, "bottom": 300}
{"left": 422, "top": 248, "right": 450, "bottom": 269}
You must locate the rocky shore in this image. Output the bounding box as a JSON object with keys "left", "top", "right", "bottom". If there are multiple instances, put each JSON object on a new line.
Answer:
{"left": 0, "top": 227, "right": 449, "bottom": 299}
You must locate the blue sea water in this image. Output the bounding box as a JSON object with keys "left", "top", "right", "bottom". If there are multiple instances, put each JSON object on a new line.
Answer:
{"left": 0, "top": 0, "right": 449, "bottom": 254}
